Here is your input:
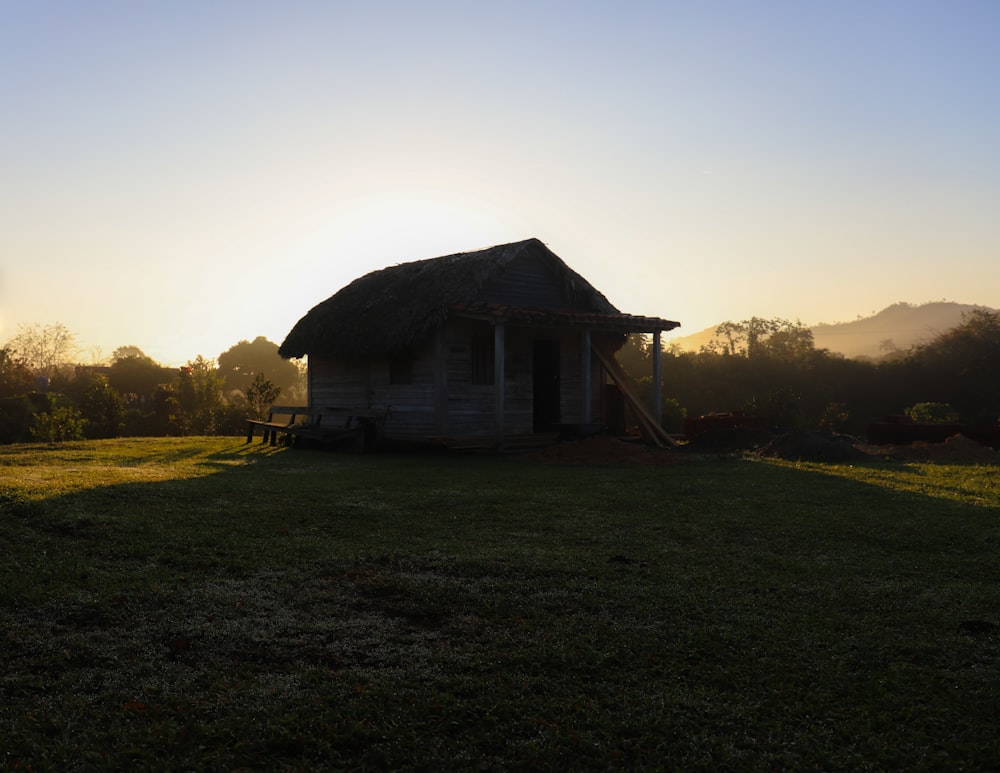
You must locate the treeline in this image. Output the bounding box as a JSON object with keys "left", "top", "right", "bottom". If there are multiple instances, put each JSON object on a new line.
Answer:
{"left": 618, "top": 309, "right": 1000, "bottom": 435}
{"left": 0, "top": 326, "right": 303, "bottom": 443}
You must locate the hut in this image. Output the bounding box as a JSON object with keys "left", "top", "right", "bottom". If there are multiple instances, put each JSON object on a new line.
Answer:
{"left": 278, "top": 238, "right": 679, "bottom": 448}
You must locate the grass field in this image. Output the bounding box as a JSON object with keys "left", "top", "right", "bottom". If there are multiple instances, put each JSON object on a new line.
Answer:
{"left": 2, "top": 437, "right": 998, "bottom": 770}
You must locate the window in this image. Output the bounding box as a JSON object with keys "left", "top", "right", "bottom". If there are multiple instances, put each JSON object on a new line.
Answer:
{"left": 389, "top": 350, "right": 413, "bottom": 385}
{"left": 470, "top": 335, "right": 495, "bottom": 385}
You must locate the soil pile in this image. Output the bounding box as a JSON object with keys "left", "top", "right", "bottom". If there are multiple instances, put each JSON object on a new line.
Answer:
{"left": 871, "top": 433, "right": 998, "bottom": 463}
{"left": 755, "top": 431, "right": 870, "bottom": 463}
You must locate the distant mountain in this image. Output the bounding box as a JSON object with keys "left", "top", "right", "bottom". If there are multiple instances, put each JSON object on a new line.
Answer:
{"left": 811, "top": 302, "right": 994, "bottom": 360}
{"left": 665, "top": 302, "right": 996, "bottom": 360}
{"left": 663, "top": 325, "right": 719, "bottom": 354}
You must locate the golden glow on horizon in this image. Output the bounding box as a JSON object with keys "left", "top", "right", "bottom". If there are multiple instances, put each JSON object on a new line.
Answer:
{"left": 2, "top": 2, "right": 998, "bottom": 367}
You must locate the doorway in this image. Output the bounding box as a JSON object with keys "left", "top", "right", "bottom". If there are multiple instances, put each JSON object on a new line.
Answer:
{"left": 533, "top": 340, "right": 561, "bottom": 431}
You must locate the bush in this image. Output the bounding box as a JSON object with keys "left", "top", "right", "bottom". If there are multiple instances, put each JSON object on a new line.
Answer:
{"left": 29, "top": 394, "right": 85, "bottom": 442}
{"left": 819, "top": 402, "right": 850, "bottom": 433}
{"left": 906, "top": 402, "right": 960, "bottom": 423}
{"left": 0, "top": 397, "right": 33, "bottom": 443}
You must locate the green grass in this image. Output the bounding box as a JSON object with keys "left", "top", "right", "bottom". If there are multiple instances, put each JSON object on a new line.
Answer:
{"left": 2, "top": 438, "right": 998, "bottom": 771}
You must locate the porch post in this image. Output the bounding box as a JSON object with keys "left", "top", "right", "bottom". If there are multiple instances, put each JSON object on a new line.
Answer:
{"left": 434, "top": 326, "right": 448, "bottom": 436}
{"left": 652, "top": 330, "right": 662, "bottom": 426}
{"left": 581, "top": 329, "right": 591, "bottom": 423}
{"left": 494, "top": 322, "right": 505, "bottom": 448}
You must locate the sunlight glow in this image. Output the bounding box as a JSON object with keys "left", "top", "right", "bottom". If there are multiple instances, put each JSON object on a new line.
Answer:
{"left": 292, "top": 188, "right": 528, "bottom": 271}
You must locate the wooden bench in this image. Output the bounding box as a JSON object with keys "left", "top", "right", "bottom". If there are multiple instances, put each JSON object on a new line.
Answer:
{"left": 245, "top": 406, "right": 318, "bottom": 446}
{"left": 246, "top": 405, "right": 389, "bottom": 450}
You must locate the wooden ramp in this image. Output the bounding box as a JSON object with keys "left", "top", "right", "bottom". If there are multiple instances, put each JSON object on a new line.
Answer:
{"left": 591, "top": 345, "right": 675, "bottom": 448}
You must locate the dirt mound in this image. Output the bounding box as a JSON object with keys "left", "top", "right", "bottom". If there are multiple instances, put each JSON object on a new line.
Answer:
{"left": 527, "top": 435, "right": 676, "bottom": 465}
{"left": 869, "top": 433, "right": 998, "bottom": 464}
{"left": 755, "top": 431, "right": 869, "bottom": 463}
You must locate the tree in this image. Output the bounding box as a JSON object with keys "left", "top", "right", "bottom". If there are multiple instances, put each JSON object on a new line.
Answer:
{"left": 902, "top": 309, "right": 1000, "bottom": 421}
{"left": 112, "top": 345, "right": 147, "bottom": 361}
{"left": 743, "top": 317, "right": 782, "bottom": 359}
{"left": 151, "top": 383, "right": 182, "bottom": 436}
{"left": 108, "top": 347, "right": 175, "bottom": 398}
{"left": 76, "top": 372, "right": 126, "bottom": 438}
{"left": 702, "top": 318, "right": 815, "bottom": 362}
{"left": 177, "top": 356, "right": 225, "bottom": 434}
{"left": 244, "top": 372, "right": 281, "bottom": 421}
{"left": 0, "top": 347, "right": 36, "bottom": 398}
{"left": 6, "top": 322, "right": 76, "bottom": 376}
{"left": 218, "top": 337, "right": 299, "bottom": 397}
{"left": 616, "top": 334, "right": 653, "bottom": 379}
{"left": 762, "top": 323, "right": 816, "bottom": 362}
{"left": 702, "top": 321, "right": 746, "bottom": 357}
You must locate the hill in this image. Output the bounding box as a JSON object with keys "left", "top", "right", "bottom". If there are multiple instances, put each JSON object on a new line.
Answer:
{"left": 811, "top": 302, "right": 993, "bottom": 360}
{"left": 665, "top": 302, "right": 994, "bottom": 360}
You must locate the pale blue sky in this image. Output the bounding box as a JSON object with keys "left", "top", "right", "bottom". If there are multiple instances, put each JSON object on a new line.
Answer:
{"left": 2, "top": 1, "right": 998, "bottom": 364}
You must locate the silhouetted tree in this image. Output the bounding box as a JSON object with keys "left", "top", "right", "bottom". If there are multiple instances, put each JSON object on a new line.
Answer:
{"left": 0, "top": 348, "right": 35, "bottom": 399}
{"left": 218, "top": 337, "right": 299, "bottom": 397}
{"left": 177, "top": 356, "right": 225, "bottom": 434}
{"left": 702, "top": 321, "right": 745, "bottom": 357}
{"left": 107, "top": 348, "right": 175, "bottom": 399}
{"left": 151, "top": 383, "right": 182, "bottom": 436}
{"left": 245, "top": 373, "right": 281, "bottom": 420}
{"left": 763, "top": 323, "right": 816, "bottom": 362}
{"left": 616, "top": 334, "right": 653, "bottom": 379}
{"left": 6, "top": 322, "right": 76, "bottom": 376}
{"left": 619, "top": 311, "right": 1000, "bottom": 439}
{"left": 0, "top": 397, "right": 34, "bottom": 443}
{"left": 77, "top": 372, "right": 126, "bottom": 438}
{"left": 903, "top": 309, "right": 1000, "bottom": 421}
{"left": 111, "top": 345, "right": 146, "bottom": 361}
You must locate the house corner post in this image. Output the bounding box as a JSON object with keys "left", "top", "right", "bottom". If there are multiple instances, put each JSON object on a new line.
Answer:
{"left": 434, "top": 326, "right": 448, "bottom": 436}
{"left": 652, "top": 331, "right": 662, "bottom": 426}
{"left": 494, "top": 322, "right": 505, "bottom": 449}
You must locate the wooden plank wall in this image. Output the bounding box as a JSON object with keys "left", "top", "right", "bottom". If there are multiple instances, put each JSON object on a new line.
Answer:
{"left": 443, "top": 319, "right": 533, "bottom": 437}
{"left": 309, "top": 321, "right": 606, "bottom": 443}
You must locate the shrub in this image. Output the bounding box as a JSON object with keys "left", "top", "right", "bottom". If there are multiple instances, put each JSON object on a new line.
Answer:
{"left": 29, "top": 394, "right": 86, "bottom": 442}
{"left": 0, "top": 397, "right": 33, "bottom": 443}
{"left": 906, "top": 402, "right": 959, "bottom": 423}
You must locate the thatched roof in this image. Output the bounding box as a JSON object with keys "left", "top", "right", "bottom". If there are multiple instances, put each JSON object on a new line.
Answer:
{"left": 278, "top": 238, "right": 677, "bottom": 359}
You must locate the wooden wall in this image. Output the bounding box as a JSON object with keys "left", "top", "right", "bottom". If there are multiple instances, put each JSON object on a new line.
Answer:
{"left": 308, "top": 319, "right": 608, "bottom": 443}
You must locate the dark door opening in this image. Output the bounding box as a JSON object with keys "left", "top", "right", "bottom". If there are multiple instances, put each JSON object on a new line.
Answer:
{"left": 533, "top": 340, "right": 561, "bottom": 431}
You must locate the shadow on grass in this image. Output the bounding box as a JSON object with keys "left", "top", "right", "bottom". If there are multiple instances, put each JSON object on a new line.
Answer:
{"left": 2, "top": 442, "right": 998, "bottom": 770}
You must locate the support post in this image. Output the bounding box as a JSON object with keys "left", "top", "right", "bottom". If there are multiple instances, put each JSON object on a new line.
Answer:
{"left": 652, "top": 331, "right": 662, "bottom": 426}
{"left": 581, "top": 329, "right": 591, "bottom": 424}
{"left": 434, "top": 326, "right": 448, "bottom": 436}
{"left": 494, "top": 322, "right": 505, "bottom": 449}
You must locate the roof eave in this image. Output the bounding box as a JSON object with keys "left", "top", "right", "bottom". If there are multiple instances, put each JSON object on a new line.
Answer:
{"left": 449, "top": 303, "right": 680, "bottom": 334}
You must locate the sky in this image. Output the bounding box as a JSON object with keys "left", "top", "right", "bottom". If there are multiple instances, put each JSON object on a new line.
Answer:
{"left": 2, "top": 1, "right": 999, "bottom": 366}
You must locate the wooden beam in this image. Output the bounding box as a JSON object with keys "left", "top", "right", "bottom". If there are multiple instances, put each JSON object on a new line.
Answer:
{"left": 434, "top": 326, "right": 448, "bottom": 436}
{"left": 652, "top": 331, "right": 662, "bottom": 426}
{"left": 494, "top": 322, "right": 505, "bottom": 449}
{"left": 591, "top": 343, "right": 674, "bottom": 447}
